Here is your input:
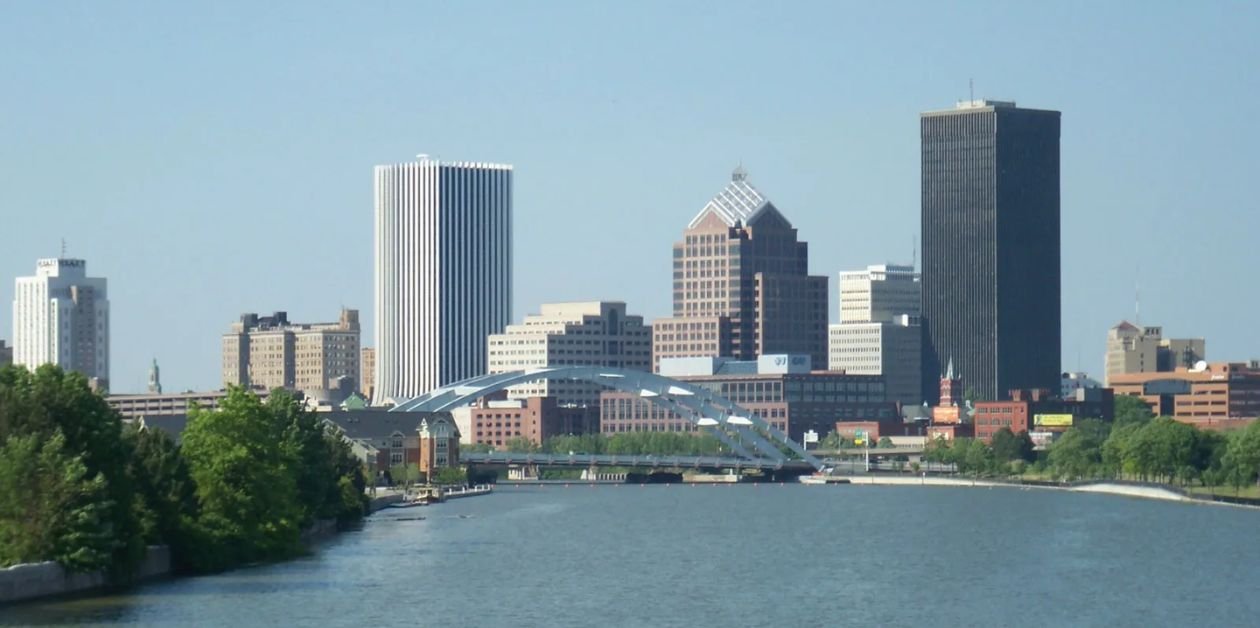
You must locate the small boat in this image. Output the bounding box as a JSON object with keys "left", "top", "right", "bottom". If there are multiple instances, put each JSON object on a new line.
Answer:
{"left": 387, "top": 496, "right": 430, "bottom": 509}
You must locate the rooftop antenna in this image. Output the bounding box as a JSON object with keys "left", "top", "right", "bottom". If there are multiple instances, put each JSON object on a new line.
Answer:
{"left": 1135, "top": 265, "right": 1141, "bottom": 326}
{"left": 911, "top": 235, "right": 918, "bottom": 272}
{"left": 969, "top": 78, "right": 974, "bottom": 102}
{"left": 60, "top": 238, "right": 67, "bottom": 258}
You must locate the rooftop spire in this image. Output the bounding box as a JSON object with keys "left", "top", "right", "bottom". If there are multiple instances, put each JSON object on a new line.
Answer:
{"left": 731, "top": 163, "right": 748, "bottom": 182}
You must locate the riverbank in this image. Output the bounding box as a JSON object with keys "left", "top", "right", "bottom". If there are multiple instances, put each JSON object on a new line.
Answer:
{"left": 823, "top": 474, "right": 1260, "bottom": 508}
{"left": 0, "top": 547, "right": 171, "bottom": 606}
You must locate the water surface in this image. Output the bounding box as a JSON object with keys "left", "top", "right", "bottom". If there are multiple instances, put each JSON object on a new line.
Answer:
{"left": 6, "top": 484, "right": 1258, "bottom": 627}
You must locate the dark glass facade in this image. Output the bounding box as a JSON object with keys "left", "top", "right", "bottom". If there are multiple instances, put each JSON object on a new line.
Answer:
{"left": 920, "top": 103, "right": 1061, "bottom": 402}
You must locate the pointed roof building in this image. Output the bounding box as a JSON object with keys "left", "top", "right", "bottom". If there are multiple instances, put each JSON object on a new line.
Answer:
{"left": 652, "top": 167, "right": 829, "bottom": 372}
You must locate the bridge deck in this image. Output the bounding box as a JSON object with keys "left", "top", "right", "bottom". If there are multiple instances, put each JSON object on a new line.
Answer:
{"left": 462, "top": 451, "right": 813, "bottom": 472}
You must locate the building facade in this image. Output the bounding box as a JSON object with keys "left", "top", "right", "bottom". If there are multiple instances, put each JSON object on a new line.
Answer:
{"left": 921, "top": 100, "right": 1061, "bottom": 402}
{"left": 360, "top": 347, "right": 375, "bottom": 401}
{"left": 487, "top": 301, "right": 651, "bottom": 407}
{"left": 0, "top": 340, "right": 11, "bottom": 367}
{"left": 374, "top": 156, "right": 512, "bottom": 404}
{"left": 973, "top": 388, "right": 1114, "bottom": 443}
{"left": 600, "top": 355, "right": 894, "bottom": 443}
{"left": 12, "top": 258, "right": 110, "bottom": 389}
{"left": 829, "top": 264, "right": 921, "bottom": 406}
{"left": 1108, "top": 362, "right": 1260, "bottom": 426}
{"left": 222, "top": 308, "right": 360, "bottom": 395}
{"left": 109, "top": 389, "right": 278, "bottom": 419}
{"left": 452, "top": 396, "right": 599, "bottom": 448}
{"left": 1104, "top": 321, "right": 1205, "bottom": 386}
{"left": 652, "top": 168, "right": 828, "bottom": 370}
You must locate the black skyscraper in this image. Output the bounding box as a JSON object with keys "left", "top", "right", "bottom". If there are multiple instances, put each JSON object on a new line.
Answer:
{"left": 920, "top": 100, "right": 1061, "bottom": 402}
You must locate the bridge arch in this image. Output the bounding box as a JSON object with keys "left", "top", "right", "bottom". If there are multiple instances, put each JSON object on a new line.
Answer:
{"left": 390, "top": 366, "right": 820, "bottom": 469}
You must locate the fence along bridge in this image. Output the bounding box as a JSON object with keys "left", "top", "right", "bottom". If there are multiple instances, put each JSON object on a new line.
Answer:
{"left": 391, "top": 365, "right": 824, "bottom": 471}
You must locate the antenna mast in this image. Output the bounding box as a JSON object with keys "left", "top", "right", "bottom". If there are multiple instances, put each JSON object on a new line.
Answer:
{"left": 969, "top": 78, "right": 974, "bottom": 102}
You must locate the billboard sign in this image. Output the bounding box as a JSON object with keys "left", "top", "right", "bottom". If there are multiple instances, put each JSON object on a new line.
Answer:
{"left": 1034, "top": 414, "right": 1074, "bottom": 427}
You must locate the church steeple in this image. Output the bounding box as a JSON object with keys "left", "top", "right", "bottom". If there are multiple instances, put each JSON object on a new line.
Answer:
{"left": 147, "top": 358, "right": 162, "bottom": 394}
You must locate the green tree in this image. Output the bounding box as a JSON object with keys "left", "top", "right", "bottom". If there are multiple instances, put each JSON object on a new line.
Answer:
{"left": 1048, "top": 425, "right": 1105, "bottom": 481}
{"left": 1223, "top": 420, "right": 1260, "bottom": 490}
{"left": 432, "top": 467, "right": 468, "bottom": 486}
{"left": 0, "top": 365, "right": 143, "bottom": 576}
{"left": 0, "top": 431, "right": 114, "bottom": 571}
{"left": 180, "top": 387, "right": 303, "bottom": 572}
{"left": 123, "top": 424, "right": 197, "bottom": 552}
{"left": 502, "top": 436, "right": 538, "bottom": 453}
{"left": 1113, "top": 395, "right": 1155, "bottom": 429}
{"left": 878, "top": 436, "right": 894, "bottom": 448}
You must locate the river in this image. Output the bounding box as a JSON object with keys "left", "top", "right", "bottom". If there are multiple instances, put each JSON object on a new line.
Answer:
{"left": 5, "top": 483, "right": 1259, "bottom": 627}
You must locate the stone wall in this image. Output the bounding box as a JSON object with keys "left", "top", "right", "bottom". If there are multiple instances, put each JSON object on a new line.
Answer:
{"left": 0, "top": 545, "right": 170, "bottom": 606}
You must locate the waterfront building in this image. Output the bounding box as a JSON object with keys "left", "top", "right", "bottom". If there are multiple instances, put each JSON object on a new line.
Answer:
{"left": 12, "top": 257, "right": 110, "bottom": 389}
{"left": 972, "top": 388, "right": 1114, "bottom": 443}
{"left": 487, "top": 301, "right": 651, "bottom": 407}
{"left": 451, "top": 397, "right": 599, "bottom": 448}
{"left": 828, "top": 264, "right": 921, "bottom": 405}
{"left": 1103, "top": 321, "right": 1205, "bottom": 386}
{"left": 599, "top": 354, "right": 894, "bottom": 443}
{"left": 417, "top": 415, "right": 461, "bottom": 477}
{"left": 374, "top": 155, "right": 512, "bottom": 404}
{"left": 1108, "top": 362, "right": 1260, "bottom": 428}
{"left": 652, "top": 168, "right": 828, "bottom": 371}
{"left": 360, "top": 347, "right": 375, "bottom": 401}
{"left": 221, "top": 309, "right": 360, "bottom": 396}
{"left": 320, "top": 409, "right": 457, "bottom": 475}
{"left": 920, "top": 100, "right": 1061, "bottom": 402}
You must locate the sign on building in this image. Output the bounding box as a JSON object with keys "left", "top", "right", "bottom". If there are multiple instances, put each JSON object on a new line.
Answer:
{"left": 1034, "top": 414, "right": 1074, "bottom": 427}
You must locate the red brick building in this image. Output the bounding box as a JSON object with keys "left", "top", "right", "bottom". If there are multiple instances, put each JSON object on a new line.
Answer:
{"left": 973, "top": 388, "right": 1114, "bottom": 443}
{"left": 455, "top": 397, "right": 599, "bottom": 448}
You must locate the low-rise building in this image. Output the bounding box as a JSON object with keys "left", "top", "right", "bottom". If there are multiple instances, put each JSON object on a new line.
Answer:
{"left": 0, "top": 340, "right": 11, "bottom": 367}
{"left": 321, "top": 409, "right": 459, "bottom": 477}
{"left": 1108, "top": 362, "right": 1260, "bottom": 427}
{"left": 1061, "top": 372, "right": 1102, "bottom": 399}
{"left": 360, "top": 347, "right": 375, "bottom": 402}
{"left": 972, "top": 388, "right": 1115, "bottom": 443}
{"left": 599, "top": 354, "right": 895, "bottom": 443}
{"left": 452, "top": 397, "right": 599, "bottom": 448}
{"left": 109, "top": 389, "right": 278, "bottom": 419}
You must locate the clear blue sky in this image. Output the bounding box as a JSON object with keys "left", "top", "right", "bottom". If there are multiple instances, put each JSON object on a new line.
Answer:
{"left": 2, "top": 1, "right": 1257, "bottom": 393}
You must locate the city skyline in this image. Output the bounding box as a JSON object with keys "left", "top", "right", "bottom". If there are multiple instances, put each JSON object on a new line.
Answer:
{"left": 2, "top": 3, "right": 1258, "bottom": 392}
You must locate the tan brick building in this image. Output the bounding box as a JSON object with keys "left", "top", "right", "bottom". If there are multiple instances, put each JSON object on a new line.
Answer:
{"left": 1109, "top": 362, "right": 1260, "bottom": 426}
{"left": 652, "top": 168, "right": 828, "bottom": 370}
{"left": 360, "top": 347, "right": 375, "bottom": 401}
{"left": 222, "top": 308, "right": 360, "bottom": 395}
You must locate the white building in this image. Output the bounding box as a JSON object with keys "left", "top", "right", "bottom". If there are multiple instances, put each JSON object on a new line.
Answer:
{"left": 12, "top": 258, "right": 110, "bottom": 388}
{"left": 838, "top": 264, "right": 920, "bottom": 324}
{"left": 487, "top": 301, "right": 652, "bottom": 407}
{"left": 374, "top": 156, "right": 512, "bottom": 404}
{"left": 829, "top": 264, "right": 920, "bottom": 405}
{"left": 1061, "top": 372, "right": 1101, "bottom": 399}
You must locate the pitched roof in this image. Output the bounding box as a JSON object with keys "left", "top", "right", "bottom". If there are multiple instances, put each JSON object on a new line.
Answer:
{"left": 1112, "top": 320, "right": 1139, "bottom": 331}
{"left": 687, "top": 168, "right": 783, "bottom": 229}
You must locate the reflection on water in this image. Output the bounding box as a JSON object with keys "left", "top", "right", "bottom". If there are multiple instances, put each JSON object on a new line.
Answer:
{"left": 6, "top": 484, "right": 1260, "bottom": 627}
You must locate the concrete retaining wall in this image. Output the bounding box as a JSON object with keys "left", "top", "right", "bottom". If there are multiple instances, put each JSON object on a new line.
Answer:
{"left": 0, "top": 545, "right": 170, "bottom": 606}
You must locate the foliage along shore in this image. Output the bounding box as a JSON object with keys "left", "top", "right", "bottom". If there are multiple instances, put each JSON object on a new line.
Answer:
{"left": 0, "top": 365, "right": 368, "bottom": 581}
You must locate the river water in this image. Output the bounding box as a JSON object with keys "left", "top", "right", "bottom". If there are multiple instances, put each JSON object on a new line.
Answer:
{"left": 5, "top": 484, "right": 1259, "bottom": 627}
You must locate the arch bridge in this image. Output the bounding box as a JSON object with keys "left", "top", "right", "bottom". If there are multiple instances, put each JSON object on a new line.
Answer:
{"left": 391, "top": 366, "right": 822, "bottom": 470}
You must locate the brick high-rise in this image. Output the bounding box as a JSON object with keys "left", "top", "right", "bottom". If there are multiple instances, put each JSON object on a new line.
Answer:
{"left": 652, "top": 168, "right": 827, "bottom": 369}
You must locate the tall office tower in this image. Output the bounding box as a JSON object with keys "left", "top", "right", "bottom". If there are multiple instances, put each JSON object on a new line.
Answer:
{"left": 374, "top": 156, "right": 512, "bottom": 403}
{"left": 920, "top": 100, "right": 1061, "bottom": 402}
{"left": 222, "top": 308, "right": 360, "bottom": 394}
{"left": 12, "top": 258, "right": 110, "bottom": 389}
{"left": 0, "top": 340, "right": 12, "bottom": 367}
{"left": 148, "top": 358, "right": 162, "bottom": 394}
{"left": 652, "top": 168, "right": 828, "bottom": 370}
{"left": 829, "top": 264, "right": 921, "bottom": 405}
{"left": 488, "top": 301, "right": 653, "bottom": 406}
